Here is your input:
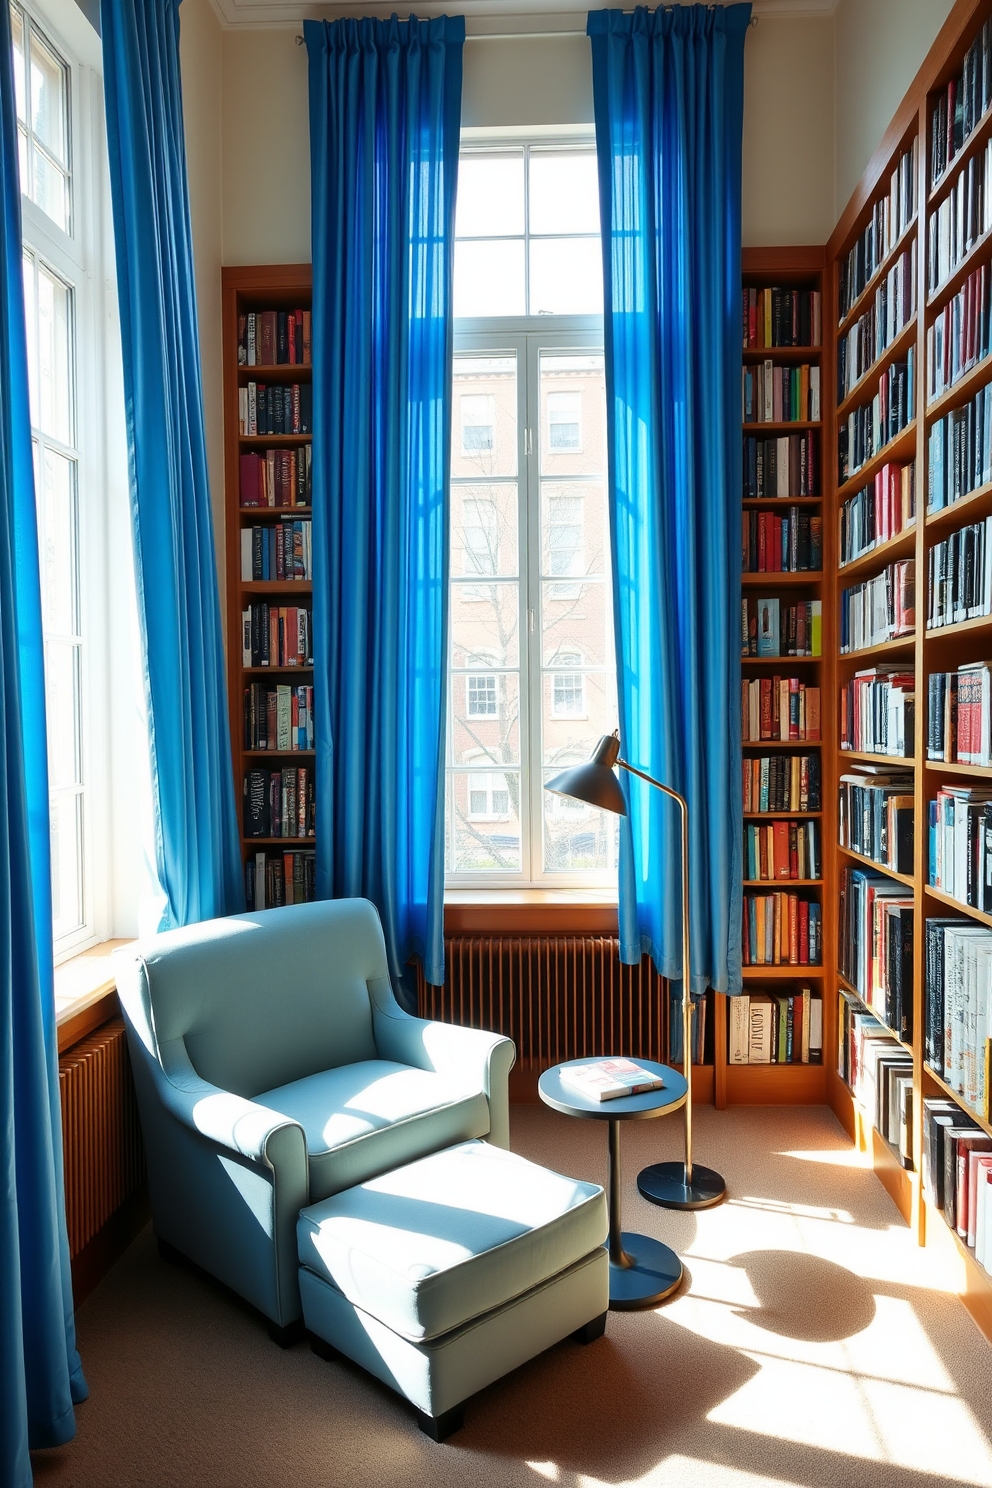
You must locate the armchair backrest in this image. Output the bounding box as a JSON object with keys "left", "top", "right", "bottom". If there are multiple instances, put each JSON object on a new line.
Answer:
{"left": 116, "top": 899, "right": 391, "bottom": 1098}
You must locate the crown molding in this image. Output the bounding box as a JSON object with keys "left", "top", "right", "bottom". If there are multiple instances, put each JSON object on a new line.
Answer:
{"left": 207, "top": 0, "right": 838, "bottom": 32}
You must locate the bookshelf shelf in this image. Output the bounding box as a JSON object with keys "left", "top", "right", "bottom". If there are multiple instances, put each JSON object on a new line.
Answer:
{"left": 928, "top": 98, "right": 992, "bottom": 210}
{"left": 744, "top": 810, "right": 823, "bottom": 819}
{"left": 836, "top": 422, "right": 917, "bottom": 500}
{"left": 741, "top": 964, "right": 824, "bottom": 979}
{"left": 837, "top": 843, "right": 915, "bottom": 887}
{"left": 837, "top": 634, "right": 915, "bottom": 661}
{"left": 743, "top": 878, "right": 822, "bottom": 887}
{"left": 742, "top": 420, "right": 822, "bottom": 434}
{"left": 741, "top": 571, "right": 823, "bottom": 585}
{"left": 743, "top": 496, "right": 822, "bottom": 508}
{"left": 743, "top": 739, "right": 822, "bottom": 750}
{"left": 223, "top": 265, "right": 317, "bottom": 913}
{"left": 835, "top": 316, "right": 918, "bottom": 422}
{"left": 741, "top": 345, "right": 821, "bottom": 362}
{"left": 840, "top": 749, "right": 915, "bottom": 766}
{"left": 838, "top": 523, "right": 916, "bottom": 580}
{"left": 925, "top": 479, "right": 992, "bottom": 532}
{"left": 923, "top": 883, "right": 992, "bottom": 928}
{"left": 925, "top": 348, "right": 992, "bottom": 422}
{"left": 837, "top": 974, "right": 914, "bottom": 1051}
{"left": 922, "top": 1064, "right": 992, "bottom": 1140}
{"left": 924, "top": 758, "right": 992, "bottom": 778}
{"left": 925, "top": 613, "right": 992, "bottom": 641}
{"left": 927, "top": 223, "right": 992, "bottom": 315}
{"left": 741, "top": 654, "right": 822, "bottom": 665}
{"left": 836, "top": 215, "right": 918, "bottom": 337}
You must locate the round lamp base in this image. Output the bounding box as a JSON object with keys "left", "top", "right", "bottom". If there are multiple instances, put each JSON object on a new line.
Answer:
{"left": 608, "top": 1231, "right": 683, "bottom": 1309}
{"left": 636, "top": 1161, "right": 726, "bottom": 1211}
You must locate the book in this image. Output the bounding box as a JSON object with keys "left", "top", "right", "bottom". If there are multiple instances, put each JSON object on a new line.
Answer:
{"left": 838, "top": 140, "right": 917, "bottom": 319}
{"left": 558, "top": 1059, "right": 664, "bottom": 1102}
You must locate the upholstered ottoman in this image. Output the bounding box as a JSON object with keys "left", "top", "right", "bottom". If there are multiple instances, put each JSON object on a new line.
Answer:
{"left": 298, "top": 1139, "right": 609, "bottom": 1438}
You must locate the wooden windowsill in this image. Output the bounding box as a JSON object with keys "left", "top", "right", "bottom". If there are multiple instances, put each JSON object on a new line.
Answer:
{"left": 55, "top": 939, "right": 134, "bottom": 1053}
{"left": 444, "top": 890, "right": 619, "bottom": 935}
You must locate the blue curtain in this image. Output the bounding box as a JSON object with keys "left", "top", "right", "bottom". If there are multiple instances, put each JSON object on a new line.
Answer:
{"left": 305, "top": 16, "right": 463, "bottom": 996}
{"left": 0, "top": 5, "right": 87, "bottom": 1483}
{"left": 589, "top": 4, "right": 749, "bottom": 994}
{"left": 101, "top": 0, "right": 243, "bottom": 931}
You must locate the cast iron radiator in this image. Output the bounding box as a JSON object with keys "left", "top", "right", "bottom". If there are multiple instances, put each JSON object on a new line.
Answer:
{"left": 58, "top": 1017, "right": 145, "bottom": 1257}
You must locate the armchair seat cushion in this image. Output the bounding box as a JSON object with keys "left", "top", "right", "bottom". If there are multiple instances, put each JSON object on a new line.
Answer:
{"left": 297, "top": 1139, "right": 607, "bottom": 1342}
{"left": 255, "top": 1060, "right": 490, "bottom": 1201}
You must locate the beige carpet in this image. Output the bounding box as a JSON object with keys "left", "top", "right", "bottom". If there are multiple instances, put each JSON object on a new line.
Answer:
{"left": 31, "top": 1104, "right": 992, "bottom": 1488}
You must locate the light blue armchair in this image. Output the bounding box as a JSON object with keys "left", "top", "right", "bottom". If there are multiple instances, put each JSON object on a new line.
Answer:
{"left": 115, "top": 899, "right": 515, "bottom": 1333}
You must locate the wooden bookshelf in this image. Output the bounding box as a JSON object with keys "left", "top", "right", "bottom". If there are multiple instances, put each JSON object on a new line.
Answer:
{"left": 825, "top": 0, "right": 992, "bottom": 1344}
{"left": 221, "top": 265, "right": 316, "bottom": 911}
{"left": 723, "top": 245, "right": 832, "bottom": 1107}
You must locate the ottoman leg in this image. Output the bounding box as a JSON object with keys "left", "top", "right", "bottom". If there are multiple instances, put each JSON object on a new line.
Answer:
{"left": 416, "top": 1403, "right": 465, "bottom": 1442}
{"left": 268, "top": 1319, "right": 305, "bottom": 1348}
{"left": 571, "top": 1311, "right": 607, "bottom": 1344}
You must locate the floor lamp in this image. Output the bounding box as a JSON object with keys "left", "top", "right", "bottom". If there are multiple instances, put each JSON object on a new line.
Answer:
{"left": 545, "top": 732, "right": 726, "bottom": 1210}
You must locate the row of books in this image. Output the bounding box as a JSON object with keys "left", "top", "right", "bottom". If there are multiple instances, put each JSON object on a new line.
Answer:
{"left": 926, "top": 382, "right": 992, "bottom": 513}
{"left": 240, "top": 520, "right": 312, "bottom": 582}
{"left": 665, "top": 986, "right": 708, "bottom": 1067}
{"left": 837, "top": 242, "right": 916, "bottom": 402}
{"left": 239, "top": 448, "right": 311, "bottom": 509}
{"left": 838, "top": 352, "right": 915, "bottom": 485}
{"left": 837, "top": 139, "right": 918, "bottom": 321}
{"left": 922, "top": 1098, "right": 992, "bottom": 1266}
{"left": 839, "top": 559, "right": 915, "bottom": 653}
{"left": 741, "top": 286, "right": 821, "bottom": 349}
{"left": 741, "top": 597, "right": 821, "bottom": 658}
{"left": 927, "top": 662, "right": 992, "bottom": 765}
{"left": 742, "top": 362, "right": 820, "bottom": 424}
{"left": 742, "top": 432, "right": 819, "bottom": 500}
{"left": 243, "top": 684, "right": 314, "bottom": 753}
{"left": 743, "top": 892, "right": 821, "bottom": 967}
{"left": 927, "top": 514, "right": 992, "bottom": 629}
{"left": 741, "top": 509, "right": 822, "bottom": 573}
{"left": 926, "top": 261, "right": 992, "bottom": 403}
{"left": 930, "top": 20, "right": 992, "bottom": 185}
{"left": 729, "top": 988, "right": 823, "bottom": 1065}
{"left": 929, "top": 785, "right": 992, "bottom": 912}
{"left": 838, "top": 867, "right": 913, "bottom": 1042}
{"left": 838, "top": 999, "right": 912, "bottom": 1167}
{"left": 243, "top": 767, "right": 315, "bottom": 840}
{"left": 928, "top": 134, "right": 992, "bottom": 294}
{"left": 840, "top": 666, "right": 914, "bottom": 758}
{"left": 924, "top": 920, "right": 992, "bottom": 1111}
{"left": 240, "top": 604, "right": 312, "bottom": 670}
{"left": 238, "top": 382, "right": 313, "bottom": 438}
{"left": 238, "top": 308, "right": 312, "bottom": 368}
{"left": 742, "top": 677, "right": 821, "bottom": 743}
{"left": 244, "top": 850, "right": 317, "bottom": 911}
{"left": 838, "top": 766, "right": 915, "bottom": 875}
{"left": 744, "top": 819, "right": 820, "bottom": 882}
{"left": 838, "top": 461, "right": 915, "bottom": 567}
{"left": 742, "top": 753, "right": 821, "bottom": 815}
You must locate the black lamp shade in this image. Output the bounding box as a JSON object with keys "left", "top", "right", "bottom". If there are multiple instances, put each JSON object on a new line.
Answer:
{"left": 544, "top": 734, "right": 628, "bottom": 817}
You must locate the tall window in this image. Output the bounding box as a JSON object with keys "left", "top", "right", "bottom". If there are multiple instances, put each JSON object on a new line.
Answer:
{"left": 447, "top": 143, "right": 618, "bottom": 887}
{"left": 11, "top": 0, "right": 104, "bottom": 955}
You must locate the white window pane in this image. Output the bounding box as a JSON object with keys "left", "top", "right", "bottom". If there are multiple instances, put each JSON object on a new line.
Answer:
{"left": 543, "top": 768, "right": 618, "bottom": 873}
{"left": 29, "top": 27, "right": 68, "bottom": 166}
{"left": 35, "top": 262, "right": 71, "bottom": 443}
{"left": 11, "top": 7, "right": 26, "bottom": 124}
{"left": 456, "top": 152, "right": 524, "bottom": 237}
{"left": 552, "top": 671, "right": 585, "bottom": 717}
{"left": 451, "top": 672, "right": 520, "bottom": 765}
{"left": 543, "top": 670, "right": 615, "bottom": 766}
{"left": 543, "top": 581, "right": 610, "bottom": 668}
{"left": 548, "top": 391, "right": 582, "bottom": 452}
{"left": 31, "top": 149, "right": 68, "bottom": 233}
{"left": 529, "top": 151, "right": 600, "bottom": 235}
{"left": 50, "top": 790, "right": 83, "bottom": 939}
{"left": 541, "top": 355, "right": 606, "bottom": 475}
{"left": 37, "top": 447, "right": 76, "bottom": 635}
{"left": 44, "top": 639, "right": 80, "bottom": 788}
{"left": 529, "top": 238, "right": 603, "bottom": 316}
{"left": 449, "top": 770, "right": 522, "bottom": 871}
{"left": 17, "top": 127, "right": 27, "bottom": 191}
{"left": 452, "top": 358, "right": 517, "bottom": 477}
{"left": 451, "top": 484, "right": 518, "bottom": 576}
{"left": 452, "top": 583, "right": 518, "bottom": 668}
{"left": 455, "top": 239, "right": 526, "bottom": 318}
{"left": 542, "top": 482, "right": 610, "bottom": 580}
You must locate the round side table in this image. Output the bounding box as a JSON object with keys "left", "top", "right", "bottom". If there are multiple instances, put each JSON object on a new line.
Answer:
{"left": 538, "top": 1058, "right": 688, "bottom": 1310}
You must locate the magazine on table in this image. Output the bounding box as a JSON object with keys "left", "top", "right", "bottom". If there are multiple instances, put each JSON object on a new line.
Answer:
{"left": 559, "top": 1058, "right": 664, "bottom": 1102}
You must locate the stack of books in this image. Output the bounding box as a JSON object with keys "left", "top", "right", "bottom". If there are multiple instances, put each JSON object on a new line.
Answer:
{"left": 240, "top": 448, "right": 312, "bottom": 508}
{"left": 743, "top": 431, "right": 819, "bottom": 499}
{"left": 926, "top": 516, "right": 992, "bottom": 629}
{"left": 243, "top": 767, "right": 315, "bottom": 839}
{"left": 243, "top": 684, "right": 313, "bottom": 752}
{"left": 837, "top": 994, "right": 913, "bottom": 1165}
{"left": 741, "top": 597, "right": 821, "bottom": 658}
{"left": 245, "top": 849, "right": 317, "bottom": 910}
{"left": 743, "top": 754, "right": 821, "bottom": 814}
{"left": 742, "top": 361, "right": 820, "bottom": 422}
{"left": 744, "top": 819, "right": 820, "bottom": 881}
{"left": 928, "top": 135, "right": 992, "bottom": 294}
{"left": 924, "top": 920, "right": 992, "bottom": 1112}
{"left": 743, "top": 892, "right": 821, "bottom": 966}
{"left": 930, "top": 20, "right": 992, "bottom": 184}
{"left": 840, "top": 666, "right": 915, "bottom": 757}
{"left": 742, "top": 286, "right": 821, "bottom": 348}
{"left": 240, "top": 604, "right": 312, "bottom": 668}
{"left": 742, "top": 677, "right": 820, "bottom": 742}
{"left": 238, "top": 307, "right": 312, "bottom": 366}
{"left": 927, "top": 662, "right": 992, "bottom": 764}
{"left": 928, "top": 786, "right": 992, "bottom": 910}
{"left": 839, "top": 560, "right": 915, "bottom": 652}
{"left": 838, "top": 766, "right": 915, "bottom": 874}
{"left": 241, "top": 519, "right": 312, "bottom": 582}
{"left": 928, "top": 384, "right": 992, "bottom": 513}
{"left": 729, "top": 988, "right": 822, "bottom": 1064}
{"left": 839, "top": 462, "right": 915, "bottom": 565}
{"left": 838, "top": 243, "right": 916, "bottom": 400}
{"left": 837, "top": 139, "right": 917, "bottom": 317}
{"left": 742, "top": 508, "right": 822, "bottom": 572}
{"left": 838, "top": 351, "right": 915, "bottom": 484}
{"left": 926, "top": 262, "right": 992, "bottom": 403}
{"left": 558, "top": 1059, "right": 664, "bottom": 1102}
{"left": 839, "top": 866, "right": 914, "bottom": 1041}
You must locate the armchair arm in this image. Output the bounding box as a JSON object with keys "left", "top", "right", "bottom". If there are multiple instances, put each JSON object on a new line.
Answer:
{"left": 370, "top": 988, "right": 516, "bottom": 1149}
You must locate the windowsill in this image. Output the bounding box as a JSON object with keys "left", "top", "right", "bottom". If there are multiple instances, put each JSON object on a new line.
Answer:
{"left": 55, "top": 938, "right": 134, "bottom": 1053}
{"left": 443, "top": 888, "right": 618, "bottom": 934}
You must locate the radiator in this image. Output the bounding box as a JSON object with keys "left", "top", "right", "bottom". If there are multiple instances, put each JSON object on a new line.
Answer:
{"left": 58, "top": 1017, "right": 145, "bottom": 1258}
{"left": 417, "top": 935, "right": 674, "bottom": 1070}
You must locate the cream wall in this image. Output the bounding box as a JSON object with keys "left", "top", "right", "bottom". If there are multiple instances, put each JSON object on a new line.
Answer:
{"left": 834, "top": 0, "right": 956, "bottom": 217}
{"left": 179, "top": 0, "right": 226, "bottom": 590}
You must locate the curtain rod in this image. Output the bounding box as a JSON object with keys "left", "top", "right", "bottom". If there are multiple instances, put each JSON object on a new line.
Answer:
{"left": 294, "top": 13, "right": 758, "bottom": 44}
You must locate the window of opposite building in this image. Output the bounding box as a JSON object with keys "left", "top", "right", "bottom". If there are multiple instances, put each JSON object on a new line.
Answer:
{"left": 448, "top": 139, "right": 618, "bottom": 889}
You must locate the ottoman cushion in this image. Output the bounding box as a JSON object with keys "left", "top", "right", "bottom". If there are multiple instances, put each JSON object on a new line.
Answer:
{"left": 297, "top": 1139, "right": 606, "bottom": 1343}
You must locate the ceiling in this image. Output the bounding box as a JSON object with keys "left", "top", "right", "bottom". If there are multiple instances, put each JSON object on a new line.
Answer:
{"left": 208, "top": 0, "right": 838, "bottom": 31}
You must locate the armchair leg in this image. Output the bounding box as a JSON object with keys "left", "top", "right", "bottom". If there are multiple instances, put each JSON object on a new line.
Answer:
{"left": 572, "top": 1311, "right": 607, "bottom": 1344}
{"left": 268, "top": 1318, "right": 305, "bottom": 1348}
{"left": 415, "top": 1403, "right": 465, "bottom": 1441}
{"left": 309, "top": 1334, "right": 337, "bottom": 1362}
{"left": 157, "top": 1237, "right": 183, "bottom": 1265}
